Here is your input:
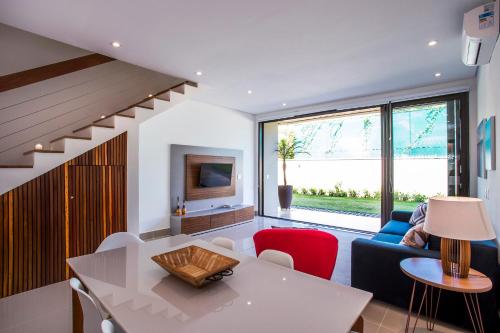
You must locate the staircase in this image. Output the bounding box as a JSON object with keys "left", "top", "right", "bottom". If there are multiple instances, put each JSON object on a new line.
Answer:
{"left": 0, "top": 81, "right": 198, "bottom": 195}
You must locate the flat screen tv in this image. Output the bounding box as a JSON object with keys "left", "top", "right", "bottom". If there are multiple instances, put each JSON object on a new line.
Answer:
{"left": 199, "top": 163, "right": 233, "bottom": 187}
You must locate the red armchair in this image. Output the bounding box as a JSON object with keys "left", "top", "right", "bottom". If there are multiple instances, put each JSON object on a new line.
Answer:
{"left": 253, "top": 228, "right": 339, "bottom": 280}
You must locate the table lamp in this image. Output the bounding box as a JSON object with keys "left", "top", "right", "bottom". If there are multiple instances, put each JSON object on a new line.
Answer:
{"left": 423, "top": 196, "right": 495, "bottom": 278}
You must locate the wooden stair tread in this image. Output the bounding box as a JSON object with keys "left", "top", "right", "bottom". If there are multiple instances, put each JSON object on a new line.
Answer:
{"left": 135, "top": 105, "right": 154, "bottom": 110}
{"left": 24, "top": 149, "right": 64, "bottom": 155}
{"left": 50, "top": 135, "right": 91, "bottom": 143}
{"left": 73, "top": 124, "right": 114, "bottom": 133}
{"left": 0, "top": 164, "right": 33, "bottom": 168}
{"left": 114, "top": 113, "right": 135, "bottom": 118}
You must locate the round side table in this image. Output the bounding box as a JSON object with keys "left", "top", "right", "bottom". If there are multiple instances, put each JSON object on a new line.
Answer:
{"left": 400, "top": 257, "right": 492, "bottom": 333}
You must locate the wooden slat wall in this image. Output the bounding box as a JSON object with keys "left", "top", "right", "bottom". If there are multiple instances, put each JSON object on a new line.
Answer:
{"left": 0, "top": 132, "right": 127, "bottom": 298}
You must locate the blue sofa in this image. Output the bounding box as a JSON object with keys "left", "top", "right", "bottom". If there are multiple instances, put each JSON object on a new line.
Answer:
{"left": 351, "top": 210, "right": 500, "bottom": 332}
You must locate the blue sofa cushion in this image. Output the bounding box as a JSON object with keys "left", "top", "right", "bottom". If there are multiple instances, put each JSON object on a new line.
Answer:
{"left": 379, "top": 220, "right": 412, "bottom": 236}
{"left": 372, "top": 232, "right": 403, "bottom": 244}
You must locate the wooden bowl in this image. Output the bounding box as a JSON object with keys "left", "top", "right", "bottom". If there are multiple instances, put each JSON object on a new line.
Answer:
{"left": 151, "top": 245, "right": 240, "bottom": 287}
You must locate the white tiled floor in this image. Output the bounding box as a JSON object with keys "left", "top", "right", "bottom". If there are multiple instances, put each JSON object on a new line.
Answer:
{"left": 0, "top": 216, "right": 469, "bottom": 333}
{"left": 362, "top": 300, "right": 468, "bottom": 333}
{"left": 276, "top": 207, "right": 381, "bottom": 233}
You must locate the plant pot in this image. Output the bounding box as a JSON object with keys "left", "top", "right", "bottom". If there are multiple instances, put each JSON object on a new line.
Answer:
{"left": 278, "top": 185, "right": 293, "bottom": 209}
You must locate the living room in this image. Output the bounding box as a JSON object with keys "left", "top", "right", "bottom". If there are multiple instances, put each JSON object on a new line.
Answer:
{"left": 0, "top": 1, "right": 499, "bottom": 333}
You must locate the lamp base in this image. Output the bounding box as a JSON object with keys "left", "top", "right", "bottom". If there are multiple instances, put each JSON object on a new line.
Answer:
{"left": 440, "top": 238, "right": 471, "bottom": 278}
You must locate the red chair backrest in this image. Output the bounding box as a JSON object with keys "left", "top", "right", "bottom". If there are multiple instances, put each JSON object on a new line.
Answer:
{"left": 253, "top": 228, "right": 339, "bottom": 280}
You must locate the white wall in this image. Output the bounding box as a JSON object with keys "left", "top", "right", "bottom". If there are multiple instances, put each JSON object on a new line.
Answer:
{"left": 477, "top": 38, "right": 500, "bottom": 254}
{"left": 263, "top": 122, "right": 279, "bottom": 215}
{"left": 0, "top": 23, "right": 90, "bottom": 75}
{"left": 137, "top": 100, "right": 255, "bottom": 233}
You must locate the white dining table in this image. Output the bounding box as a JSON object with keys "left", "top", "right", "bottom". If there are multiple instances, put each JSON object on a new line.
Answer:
{"left": 67, "top": 234, "right": 372, "bottom": 333}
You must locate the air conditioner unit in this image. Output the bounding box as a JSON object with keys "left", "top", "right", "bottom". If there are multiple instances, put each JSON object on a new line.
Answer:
{"left": 462, "top": 1, "right": 499, "bottom": 66}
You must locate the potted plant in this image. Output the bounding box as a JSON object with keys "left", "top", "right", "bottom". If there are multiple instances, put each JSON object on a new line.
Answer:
{"left": 276, "top": 135, "right": 309, "bottom": 209}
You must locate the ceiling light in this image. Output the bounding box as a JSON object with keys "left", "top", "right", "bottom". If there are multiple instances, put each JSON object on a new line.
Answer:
{"left": 100, "top": 115, "right": 106, "bottom": 119}
{"left": 428, "top": 40, "right": 438, "bottom": 47}
{"left": 282, "top": 103, "right": 287, "bottom": 107}
{"left": 111, "top": 41, "right": 121, "bottom": 48}
{"left": 35, "top": 143, "right": 43, "bottom": 150}
{"left": 148, "top": 94, "right": 153, "bottom": 98}
{"left": 247, "top": 90, "right": 253, "bottom": 94}
{"left": 196, "top": 71, "right": 203, "bottom": 76}
{"left": 434, "top": 72, "right": 442, "bottom": 77}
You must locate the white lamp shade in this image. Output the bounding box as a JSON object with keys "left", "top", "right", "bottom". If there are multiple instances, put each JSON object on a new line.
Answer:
{"left": 423, "top": 196, "right": 495, "bottom": 241}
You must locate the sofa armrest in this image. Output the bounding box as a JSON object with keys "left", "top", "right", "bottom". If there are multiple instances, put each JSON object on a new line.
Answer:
{"left": 390, "top": 210, "right": 413, "bottom": 223}
{"left": 351, "top": 237, "right": 440, "bottom": 308}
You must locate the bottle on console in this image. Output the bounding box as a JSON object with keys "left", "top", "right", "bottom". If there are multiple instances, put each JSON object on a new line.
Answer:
{"left": 175, "top": 196, "right": 181, "bottom": 216}
{"left": 182, "top": 200, "right": 187, "bottom": 215}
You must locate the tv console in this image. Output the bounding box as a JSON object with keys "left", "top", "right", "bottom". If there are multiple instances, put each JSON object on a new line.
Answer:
{"left": 170, "top": 204, "right": 254, "bottom": 235}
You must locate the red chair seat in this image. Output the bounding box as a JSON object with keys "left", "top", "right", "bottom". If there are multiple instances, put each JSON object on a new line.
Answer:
{"left": 253, "top": 228, "right": 338, "bottom": 280}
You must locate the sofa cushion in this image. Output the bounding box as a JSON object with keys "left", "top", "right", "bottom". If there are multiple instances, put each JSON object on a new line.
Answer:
{"left": 380, "top": 220, "right": 412, "bottom": 236}
{"left": 409, "top": 202, "right": 427, "bottom": 225}
{"left": 390, "top": 210, "right": 413, "bottom": 222}
{"left": 400, "top": 223, "right": 429, "bottom": 248}
{"left": 371, "top": 233, "right": 403, "bottom": 244}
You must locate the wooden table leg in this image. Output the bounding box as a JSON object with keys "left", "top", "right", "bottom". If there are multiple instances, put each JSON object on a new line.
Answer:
{"left": 351, "top": 315, "right": 364, "bottom": 333}
{"left": 72, "top": 289, "right": 83, "bottom": 333}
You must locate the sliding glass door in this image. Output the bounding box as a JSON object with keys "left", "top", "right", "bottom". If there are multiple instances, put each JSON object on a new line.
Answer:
{"left": 260, "top": 108, "right": 382, "bottom": 232}
{"left": 388, "top": 94, "right": 468, "bottom": 215}
{"left": 258, "top": 93, "right": 469, "bottom": 231}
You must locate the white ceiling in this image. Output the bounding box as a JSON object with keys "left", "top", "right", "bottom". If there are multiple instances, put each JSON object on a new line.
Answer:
{"left": 0, "top": 0, "right": 484, "bottom": 114}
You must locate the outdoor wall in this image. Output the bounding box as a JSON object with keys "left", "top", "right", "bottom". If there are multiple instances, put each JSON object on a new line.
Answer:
{"left": 477, "top": 38, "right": 500, "bottom": 258}
{"left": 280, "top": 158, "right": 447, "bottom": 196}
{"left": 137, "top": 100, "right": 255, "bottom": 233}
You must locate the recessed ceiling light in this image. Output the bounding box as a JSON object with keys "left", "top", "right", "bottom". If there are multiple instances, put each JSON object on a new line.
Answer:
{"left": 195, "top": 71, "right": 203, "bottom": 76}
{"left": 100, "top": 115, "right": 106, "bottom": 119}
{"left": 434, "top": 72, "right": 442, "bottom": 77}
{"left": 428, "top": 40, "right": 438, "bottom": 47}
{"left": 247, "top": 90, "right": 253, "bottom": 94}
{"left": 35, "top": 143, "right": 43, "bottom": 150}
{"left": 148, "top": 94, "right": 153, "bottom": 98}
{"left": 282, "top": 103, "right": 287, "bottom": 107}
{"left": 111, "top": 41, "right": 121, "bottom": 48}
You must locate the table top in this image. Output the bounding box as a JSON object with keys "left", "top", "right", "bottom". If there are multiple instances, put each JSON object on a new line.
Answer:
{"left": 68, "top": 235, "right": 372, "bottom": 333}
{"left": 400, "top": 258, "right": 492, "bottom": 293}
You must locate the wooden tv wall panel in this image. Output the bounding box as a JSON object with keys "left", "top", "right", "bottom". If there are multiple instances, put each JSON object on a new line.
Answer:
{"left": 185, "top": 154, "right": 235, "bottom": 200}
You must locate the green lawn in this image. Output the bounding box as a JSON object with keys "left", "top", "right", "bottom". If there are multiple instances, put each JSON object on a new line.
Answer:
{"left": 292, "top": 193, "right": 419, "bottom": 215}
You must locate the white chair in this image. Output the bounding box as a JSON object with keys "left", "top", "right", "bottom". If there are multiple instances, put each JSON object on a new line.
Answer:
{"left": 258, "top": 249, "right": 294, "bottom": 269}
{"left": 96, "top": 232, "right": 143, "bottom": 253}
{"left": 101, "top": 319, "right": 115, "bottom": 333}
{"left": 211, "top": 237, "right": 235, "bottom": 251}
{"left": 70, "top": 277, "right": 104, "bottom": 333}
